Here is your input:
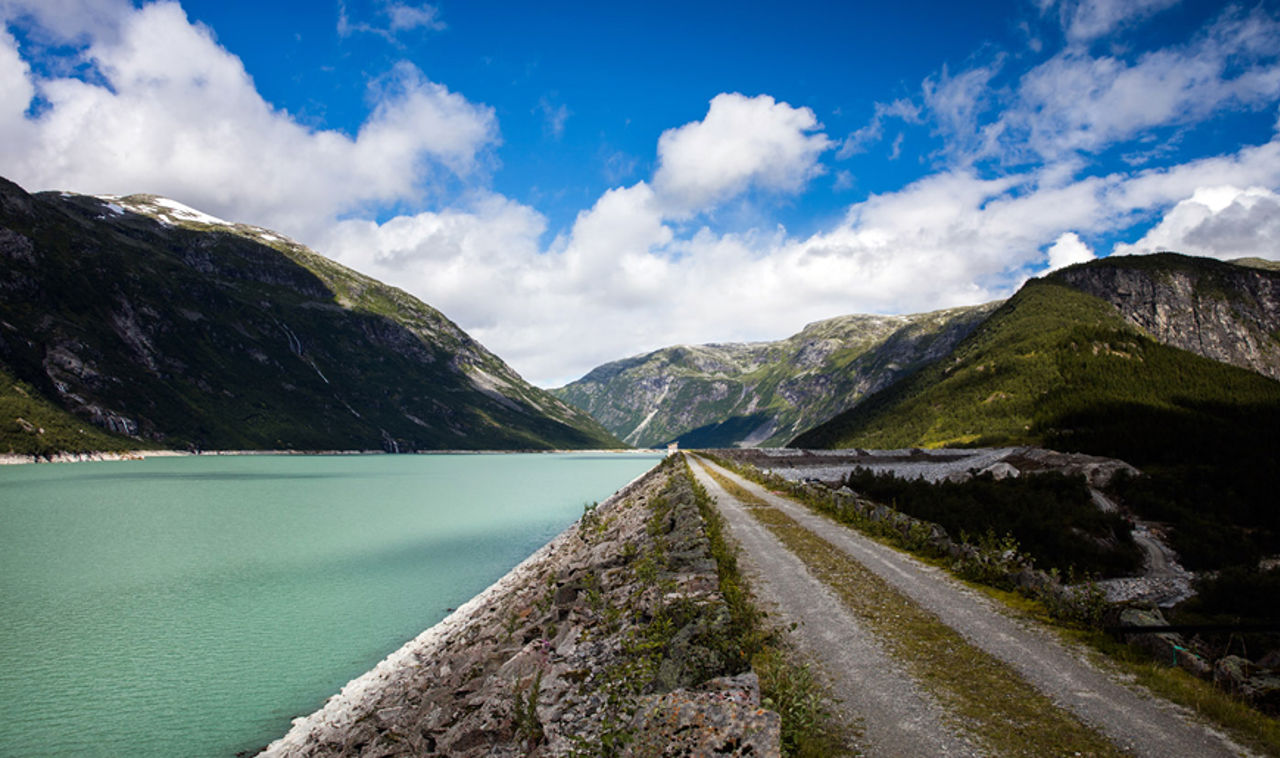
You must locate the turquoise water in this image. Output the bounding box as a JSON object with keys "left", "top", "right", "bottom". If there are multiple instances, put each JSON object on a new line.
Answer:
{"left": 0, "top": 452, "right": 660, "bottom": 757}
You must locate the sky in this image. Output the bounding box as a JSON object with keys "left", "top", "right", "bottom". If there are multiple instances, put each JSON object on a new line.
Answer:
{"left": 2, "top": 0, "right": 1280, "bottom": 386}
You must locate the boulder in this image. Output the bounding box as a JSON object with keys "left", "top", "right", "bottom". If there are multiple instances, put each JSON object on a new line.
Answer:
{"left": 1213, "top": 655, "right": 1252, "bottom": 695}
{"left": 626, "top": 673, "right": 781, "bottom": 757}
{"left": 978, "top": 461, "right": 1020, "bottom": 480}
{"left": 1118, "top": 607, "right": 1211, "bottom": 678}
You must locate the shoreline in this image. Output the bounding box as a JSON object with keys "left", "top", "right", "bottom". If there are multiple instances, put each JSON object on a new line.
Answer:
{"left": 0, "top": 447, "right": 661, "bottom": 466}
{"left": 257, "top": 464, "right": 659, "bottom": 756}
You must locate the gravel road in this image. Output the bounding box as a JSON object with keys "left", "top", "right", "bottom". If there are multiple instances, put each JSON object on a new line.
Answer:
{"left": 691, "top": 456, "right": 1253, "bottom": 758}
{"left": 689, "top": 458, "right": 982, "bottom": 757}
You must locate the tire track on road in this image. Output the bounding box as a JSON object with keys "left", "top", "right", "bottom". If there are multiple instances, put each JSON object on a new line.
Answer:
{"left": 695, "top": 455, "right": 1251, "bottom": 758}
{"left": 689, "top": 456, "right": 980, "bottom": 757}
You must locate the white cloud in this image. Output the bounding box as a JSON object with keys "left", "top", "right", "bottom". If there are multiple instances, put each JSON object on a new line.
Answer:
{"left": 653, "top": 93, "right": 832, "bottom": 215}
{"left": 0, "top": 0, "right": 131, "bottom": 44}
{"left": 1046, "top": 232, "right": 1096, "bottom": 269}
{"left": 3, "top": 0, "right": 1280, "bottom": 391}
{"left": 1052, "top": 0, "right": 1180, "bottom": 44}
{"left": 921, "top": 62, "right": 1005, "bottom": 163}
{"left": 339, "top": 0, "right": 444, "bottom": 40}
{"left": 1002, "top": 8, "right": 1280, "bottom": 163}
{"left": 912, "top": 7, "right": 1280, "bottom": 167}
{"left": 0, "top": 27, "right": 33, "bottom": 140}
{"left": 1112, "top": 185, "right": 1280, "bottom": 259}
{"left": 385, "top": 2, "right": 445, "bottom": 32}
{"left": 537, "top": 96, "right": 570, "bottom": 139}
{"left": 837, "top": 98, "right": 920, "bottom": 158}
{"left": 0, "top": 1, "right": 496, "bottom": 241}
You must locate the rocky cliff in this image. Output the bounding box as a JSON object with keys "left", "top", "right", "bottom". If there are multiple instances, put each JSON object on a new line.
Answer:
{"left": 0, "top": 176, "right": 621, "bottom": 452}
{"left": 1051, "top": 253, "right": 1280, "bottom": 381}
{"left": 553, "top": 303, "right": 1000, "bottom": 448}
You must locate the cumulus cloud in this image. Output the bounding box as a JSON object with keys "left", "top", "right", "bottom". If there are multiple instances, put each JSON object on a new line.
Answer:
{"left": 3, "top": 0, "right": 1280, "bottom": 389}
{"left": 0, "top": 0, "right": 131, "bottom": 44}
{"left": 1011, "top": 11, "right": 1280, "bottom": 161}
{"left": 0, "top": 27, "right": 33, "bottom": 138}
{"left": 1046, "top": 232, "right": 1096, "bottom": 269}
{"left": 653, "top": 93, "right": 832, "bottom": 215}
{"left": 1112, "top": 185, "right": 1280, "bottom": 258}
{"left": 0, "top": 1, "right": 495, "bottom": 241}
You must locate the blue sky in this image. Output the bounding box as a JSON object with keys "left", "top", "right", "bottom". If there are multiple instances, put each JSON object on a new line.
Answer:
{"left": 2, "top": 0, "right": 1279, "bottom": 385}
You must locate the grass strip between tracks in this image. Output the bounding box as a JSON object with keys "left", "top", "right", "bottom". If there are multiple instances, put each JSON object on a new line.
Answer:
{"left": 698, "top": 460, "right": 1126, "bottom": 758}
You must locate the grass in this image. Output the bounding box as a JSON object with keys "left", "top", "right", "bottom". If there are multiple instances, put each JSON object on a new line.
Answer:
{"left": 681, "top": 456, "right": 855, "bottom": 757}
{"left": 791, "top": 277, "right": 1280, "bottom": 572}
{"left": 699, "top": 461, "right": 1125, "bottom": 757}
{"left": 0, "top": 366, "right": 141, "bottom": 456}
{"left": 705, "top": 456, "right": 1280, "bottom": 756}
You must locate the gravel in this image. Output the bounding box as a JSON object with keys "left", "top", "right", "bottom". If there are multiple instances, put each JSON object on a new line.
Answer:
{"left": 690, "top": 458, "right": 982, "bottom": 757}
{"left": 695, "top": 457, "right": 1255, "bottom": 758}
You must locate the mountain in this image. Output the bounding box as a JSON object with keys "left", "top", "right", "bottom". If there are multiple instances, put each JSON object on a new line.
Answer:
{"left": 1050, "top": 253, "right": 1280, "bottom": 381}
{"left": 0, "top": 177, "right": 622, "bottom": 454}
{"left": 791, "top": 256, "right": 1280, "bottom": 569}
{"left": 793, "top": 254, "right": 1280, "bottom": 452}
{"left": 553, "top": 303, "right": 999, "bottom": 448}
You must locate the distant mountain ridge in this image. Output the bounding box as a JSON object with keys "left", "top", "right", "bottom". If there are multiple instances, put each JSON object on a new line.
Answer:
{"left": 0, "top": 176, "right": 622, "bottom": 454}
{"left": 553, "top": 303, "right": 1000, "bottom": 448}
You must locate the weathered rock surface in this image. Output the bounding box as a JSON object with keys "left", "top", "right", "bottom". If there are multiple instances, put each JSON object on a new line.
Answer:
{"left": 553, "top": 303, "right": 1000, "bottom": 448}
{"left": 626, "top": 672, "right": 780, "bottom": 756}
{"left": 1052, "top": 253, "right": 1280, "bottom": 381}
{"left": 721, "top": 445, "right": 1139, "bottom": 489}
{"left": 259, "top": 459, "right": 778, "bottom": 757}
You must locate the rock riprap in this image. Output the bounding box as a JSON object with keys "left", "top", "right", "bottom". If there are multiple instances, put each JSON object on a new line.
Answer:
{"left": 259, "top": 457, "right": 779, "bottom": 757}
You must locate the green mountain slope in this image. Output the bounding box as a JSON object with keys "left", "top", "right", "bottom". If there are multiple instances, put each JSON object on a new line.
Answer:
{"left": 552, "top": 303, "right": 999, "bottom": 448}
{"left": 0, "top": 177, "right": 622, "bottom": 453}
{"left": 791, "top": 278, "right": 1280, "bottom": 451}
{"left": 1049, "top": 253, "right": 1280, "bottom": 380}
{"left": 791, "top": 273, "right": 1280, "bottom": 568}
{"left": 0, "top": 365, "right": 138, "bottom": 456}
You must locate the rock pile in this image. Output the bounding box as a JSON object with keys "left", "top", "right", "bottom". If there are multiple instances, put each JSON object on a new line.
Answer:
{"left": 259, "top": 458, "right": 779, "bottom": 757}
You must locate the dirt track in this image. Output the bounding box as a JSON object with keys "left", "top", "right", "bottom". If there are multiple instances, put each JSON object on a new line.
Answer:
{"left": 689, "top": 456, "right": 1251, "bottom": 758}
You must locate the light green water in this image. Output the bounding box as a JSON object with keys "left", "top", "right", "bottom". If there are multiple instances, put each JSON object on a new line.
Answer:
{"left": 0, "top": 452, "right": 660, "bottom": 757}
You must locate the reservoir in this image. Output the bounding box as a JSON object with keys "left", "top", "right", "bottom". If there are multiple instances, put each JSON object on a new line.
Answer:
{"left": 0, "top": 452, "right": 661, "bottom": 757}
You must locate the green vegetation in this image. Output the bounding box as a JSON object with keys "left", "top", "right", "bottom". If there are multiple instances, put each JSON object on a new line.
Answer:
{"left": 1080, "top": 631, "right": 1280, "bottom": 755}
{"left": 698, "top": 461, "right": 1123, "bottom": 757}
{"left": 793, "top": 279, "right": 1280, "bottom": 574}
{"left": 554, "top": 303, "right": 998, "bottom": 448}
{"left": 841, "top": 467, "right": 1140, "bottom": 576}
{"left": 565, "top": 457, "right": 849, "bottom": 756}
{"left": 0, "top": 367, "right": 140, "bottom": 456}
{"left": 0, "top": 178, "right": 621, "bottom": 452}
{"left": 793, "top": 279, "right": 1279, "bottom": 450}
{"left": 682, "top": 457, "right": 851, "bottom": 756}
{"left": 705, "top": 456, "right": 1280, "bottom": 754}
{"left": 1233, "top": 257, "right": 1280, "bottom": 273}
{"left": 706, "top": 453, "right": 1112, "bottom": 628}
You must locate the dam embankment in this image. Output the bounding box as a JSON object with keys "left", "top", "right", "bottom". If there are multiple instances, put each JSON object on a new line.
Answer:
{"left": 259, "top": 455, "right": 781, "bottom": 757}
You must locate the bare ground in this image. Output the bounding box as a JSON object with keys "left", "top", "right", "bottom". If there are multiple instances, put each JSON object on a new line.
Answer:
{"left": 690, "top": 458, "right": 981, "bottom": 757}
{"left": 690, "top": 456, "right": 1254, "bottom": 758}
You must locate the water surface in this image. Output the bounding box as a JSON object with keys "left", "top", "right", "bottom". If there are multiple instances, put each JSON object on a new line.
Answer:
{"left": 0, "top": 452, "right": 660, "bottom": 757}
